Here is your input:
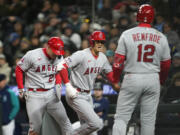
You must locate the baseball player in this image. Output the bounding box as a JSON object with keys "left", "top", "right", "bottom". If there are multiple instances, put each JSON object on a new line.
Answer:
{"left": 112, "top": 4, "right": 171, "bottom": 135}
{"left": 15, "top": 37, "right": 73, "bottom": 135}
{"left": 56, "top": 31, "right": 120, "bottom": 135}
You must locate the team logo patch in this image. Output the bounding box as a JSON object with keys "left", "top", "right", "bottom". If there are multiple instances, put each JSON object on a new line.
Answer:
{"left": 99, "top": 33, "right": 103, "bottom": 38}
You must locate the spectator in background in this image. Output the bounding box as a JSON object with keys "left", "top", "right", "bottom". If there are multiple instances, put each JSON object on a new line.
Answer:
{"left": 80, "top": 39, "right": 89, "bottom": 50}
{"left": 8, "top": 0, "right": 27, "bottom": 17}
{"left": 0, "top": 54, "right": 11, "bottom": 83}
{"left": 102, "top": 22, "right": 111, "bottom": 43}
{"left": 44, "top": 17, "right": 61, "bottom": 36}
{"left": 26, "top": 21, "right": 45, "bottom": 39}
{"left": 0, "top": 41, "right": 3, "bottom": 54}
{"left": 163, "top": 72, "right": 180, "bottom": 103}
{"left": 118, "top": 16, "right": 130, "bottom": 35}
{"left": 67, "top": 6, "right": 82, "bottom": 33}
{"left": 167, "top": 52, "right": 180, "bottom": 83}
{"left": 79, "top": 22, "right": 90, "bottom": 41}
{"left": 61, "top": 25, "right": 78, "bottom": 53}
{"left": 0, "top": 16, "right": 18, "bottom": 40}
{"left": 15, "top": 37, "right": 31, "bottom": 56}
{"left": 0, "top": 74, "right": 20, "bottom": 135}
{"left": 29, "top": 36, "right": 41, "bottom": 50}
{"left": 3, "top": 32, "right": 20, "bottom": 66}
{"left": 51, "top": 2, "right": 66, "bottom": 20}
{"left": 112, "top": 2, "right": 127, "bottom": 21}
{"left": 129, "top": 12, "right": 138, "bottom": 28}
{"left": 107, "top": 41, "right": 117, "bottom": 52}
{"left": 40, "top": 0, "right": 52, "bottom": 17}
{"left": 154, "top": 14, "right": 165, "bottom": 32}
{"left": 110, "top": 25, "right": 120, "bottom": 40}
{"left": 13, "top": 21, "right": 24, "bottom": 38}
{"left": 163, "top": 21, "right": 180, "bottom": 53}
{"left": 9, "top": 54, "right": 23, "bottom": 85}
{"left": 93, "top": 81, "right": 109, "bottom": 135}
{"left": 172, "top": 14, "right": 180, "bottom": 37}
{"left": 96, "top": 0, "right": 112, "bottom": 21}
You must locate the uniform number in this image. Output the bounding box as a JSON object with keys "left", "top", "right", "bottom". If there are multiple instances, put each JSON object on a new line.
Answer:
{"left": 137, "top": 44, "right": 155, "bottom": 62}
{"left": 49, "top": 74, "right": 54, "bottom": 82}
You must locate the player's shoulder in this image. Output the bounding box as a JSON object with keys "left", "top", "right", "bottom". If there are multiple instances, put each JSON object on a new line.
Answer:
{"left": 26, "top": 48, "right": 42, "bottom": 55}
{"left": 99, "top": 51, "right": 106, "bottom": 57}
{"left": 72, "top": 49, "right": 87, "bottom": 56}
{"left": 150, "top": 27, "right": 168, "bottom": 42}
{"left": 123, "top": 27, "right": 137, "bottom": 34}
{"left": 151, "top": 27, "right": 165, "bottom": 35}
{"left": 99, "top": 52, "right": 108, "bottom": 61}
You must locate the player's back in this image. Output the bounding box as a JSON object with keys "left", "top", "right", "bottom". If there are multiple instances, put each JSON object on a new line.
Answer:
{"left": 116, "top": 26, "right": 170, "bottom": 73}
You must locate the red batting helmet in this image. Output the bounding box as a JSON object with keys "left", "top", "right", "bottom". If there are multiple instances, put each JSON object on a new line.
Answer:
{"left": 89, "top": 31, "right": 106, "bottom": 46}
{"left": 48, "top": 37, "right": 64, "bottom": 55}
{"left": 137, "top": 4, "right": 155, "bottom": 24}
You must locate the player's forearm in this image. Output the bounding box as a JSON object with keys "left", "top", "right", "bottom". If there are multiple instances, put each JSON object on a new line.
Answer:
{"left": 15, "top": 66, "right": 24, "bottom": 89}
{"left": 55, "top": 73, "right": 62, "bottom": 84}
{"left": 59, "top": 63, "right": 70, "bottom": 84}
{"left": 159, "top": 59, "right": 171, "bottom": 85}
{"left": 106, "top": 71, "right": 116, "bottom": 83}
{"left": 112, "top": 53, "right": 125, "bottom": 82}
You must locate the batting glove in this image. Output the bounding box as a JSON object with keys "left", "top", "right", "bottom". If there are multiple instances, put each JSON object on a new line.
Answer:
{"left": 55, "top": 84, "right": 62, "bottom": 100}
{"left": 19, "top": 88, "right": 25, "bottom": 98}
{"left": 56, "top": 60, "right": 65, "bottom": 71}
{"left": 65, "top": 83, "right": 78, "bottom": 99}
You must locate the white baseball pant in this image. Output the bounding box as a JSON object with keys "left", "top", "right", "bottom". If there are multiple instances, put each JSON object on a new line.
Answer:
{"left": 113, "top": 73, "right": 160, "bottom": 135}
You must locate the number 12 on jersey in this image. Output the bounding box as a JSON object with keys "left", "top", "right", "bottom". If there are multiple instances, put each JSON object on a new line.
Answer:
{"left": 137, "top": 44, "right": 155, "bottom": 62}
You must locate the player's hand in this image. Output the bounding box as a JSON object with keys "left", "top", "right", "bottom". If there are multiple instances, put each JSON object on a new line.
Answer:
{"left": 112, "top": 83, "right": 121, "bottom": 93}
{"left": 56, "top": 60, "right": 65, "bottom": 71}
{"left": 19, "top": 88, "right": 25, "bottom": 98}
{"left": 55, "top": 84, "right": 62, "bottom": 100}
{"left": 65, "top": 83, "right": 78, "bottom": 99}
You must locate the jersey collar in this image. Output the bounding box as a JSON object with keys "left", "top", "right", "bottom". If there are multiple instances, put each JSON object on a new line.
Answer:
{"left": 138, "top": 23, "right": 151, "bottom": 28}
{"left": 42, "top": 48, "right": 51, "bottom": 59}
{"left": 90, "top": 48, "right": 99, "bottom": 59}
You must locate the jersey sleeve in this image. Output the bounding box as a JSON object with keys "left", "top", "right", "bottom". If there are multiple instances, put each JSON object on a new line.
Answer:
{"left": 161, "top": 36, "right": 171, "bottom": 61}
{"left": 17, "top": 52, "right": 33, "bottom": 71}
{"left": 115, "top": 33, "right": 126, "bottom": 55}
{"left": 65, "top": 51, "right": 84, "bottom": 68}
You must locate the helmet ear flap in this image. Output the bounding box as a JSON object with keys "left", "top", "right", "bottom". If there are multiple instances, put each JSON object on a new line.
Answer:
{"left": 89, "top": 35, "right": 94, "bottom": 47}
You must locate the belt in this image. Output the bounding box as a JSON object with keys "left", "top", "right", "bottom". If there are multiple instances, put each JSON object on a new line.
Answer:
{"left": 28, "top": 88, "right": 49, "bottom": 92}
{"left": 77, "top": 88, "right": 90, "bottom": 93}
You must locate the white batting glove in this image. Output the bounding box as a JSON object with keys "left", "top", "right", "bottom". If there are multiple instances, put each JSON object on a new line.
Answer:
{"left": 65, "top": 83, "right": 78, "bottom": 99}
{"left": 55, "top": 84, "right": 62, "bottom": 100}
{"left": 19, "top": 88, "right": 25, "bottom": 98}
{"left": 56, "top": 60, "right": 65, "bottom": 71}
